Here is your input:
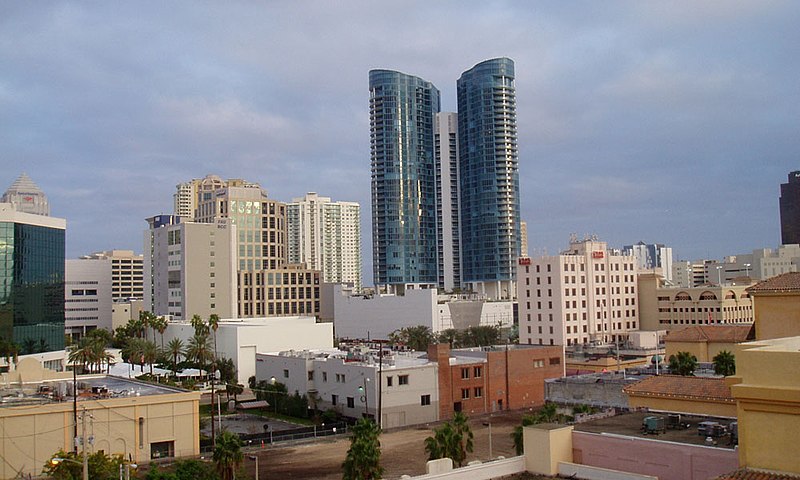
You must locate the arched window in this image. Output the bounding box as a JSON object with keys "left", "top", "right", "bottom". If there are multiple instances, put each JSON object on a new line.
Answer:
{"left": 699, "top": 291, "right": 718, "bottom": 300}
{"left": 725, "top": 291, "right": 736, "bottom": 300}
{"left": 675, "top": 292, "right": 691, "bottom": 301}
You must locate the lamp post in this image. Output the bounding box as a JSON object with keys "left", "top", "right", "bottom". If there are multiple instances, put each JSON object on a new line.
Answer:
{"left": 744, "top": 263, "right": 751, "bottom": 278}
{"left": 118, "top": 461, "right": 138, "bottom": 480}
{"left": 482, "top": 419, "right": 493, "bottom": 460}
{"left": 357, "top": 376, "right": 371, "bottom": 419}
{"left": 248, "top": 455, "right": 259, "bottom": 480}
{"left": 269, "top": 376, "right": 277, "bottom": 414}
{"left": 716, "top": 265, "right": 723, "bottom": 286}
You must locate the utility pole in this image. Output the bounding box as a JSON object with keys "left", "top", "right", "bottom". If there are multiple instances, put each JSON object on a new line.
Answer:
{"left": 81, "top": 407, "right": 88, "bottom": 480}
{"left": 210, "top": 372, "right": 216, "bottom": 447}
{"left": 73, "top": 366, "right": 78, "bottom": 454}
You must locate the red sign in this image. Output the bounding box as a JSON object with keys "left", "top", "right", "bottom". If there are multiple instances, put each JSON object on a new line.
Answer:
{"left": 518, "top": 257, "right": 531, "bottom": 265}
{"left": 592, "top": 251, "right": 604, "bottom": 259}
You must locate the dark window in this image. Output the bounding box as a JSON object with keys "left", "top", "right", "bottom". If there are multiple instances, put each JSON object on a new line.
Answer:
{"left": 398, "top": 375, "right": 409, "bottom": 385}
{"left": 347, "top": 397, "right": 355, "bottom": 408}
{"left": 421, "top": 394, "right": 431, "bottom": 406}
{"left": 150, "top": 441, "right": 174, "bottom": 459}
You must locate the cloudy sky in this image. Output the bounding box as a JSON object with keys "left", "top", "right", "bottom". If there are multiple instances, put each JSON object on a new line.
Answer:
{"left": 2, "top": 1, "right": 798, "bottom": 283}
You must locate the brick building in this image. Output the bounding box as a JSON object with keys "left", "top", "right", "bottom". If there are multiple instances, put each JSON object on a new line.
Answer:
{"left": 427, "top": 343, "right": 564, "bottom": 419}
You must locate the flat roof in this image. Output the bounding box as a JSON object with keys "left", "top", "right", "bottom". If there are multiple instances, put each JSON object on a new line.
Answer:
{"left": 0, "top": 375, "right": 188, "bottom": 408}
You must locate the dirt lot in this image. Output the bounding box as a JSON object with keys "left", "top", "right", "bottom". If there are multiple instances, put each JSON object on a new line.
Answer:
{"left": 241, "top": 410, "right": 529, "bottom": 479}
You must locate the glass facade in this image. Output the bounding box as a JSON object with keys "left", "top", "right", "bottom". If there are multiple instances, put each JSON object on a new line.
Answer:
{"left": 0, "top": 221, "right": 65, "bottom": 354}
{"left": 369, "top": 70, "right": 441, "bottom": 285}
{"left": 457, "top": 58, "right": 520, "bottom": 283}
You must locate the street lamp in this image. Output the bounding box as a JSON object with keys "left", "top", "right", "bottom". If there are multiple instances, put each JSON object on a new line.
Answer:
{"left": 357, "top": 376, "right": 371, "bottom": 419}
{"left": 744, "top": 263, "right": 751, "bottom": 278}
{"left": 716, "top": 265, "right": 723, "bottom": 286}
{"left": 119, "top": 461, "right": 138, "bottom": 480}
{"left": 50, "top": 456, "right": 87, "bottom": 480}
{"left": 269, "top": 376, "right": 277, "bottom": 414}
{"left": 482, "top": 419, "right": 493, "bottom": 460}
{"left": 248, "top": 455, "right": 259, "bottom": 480}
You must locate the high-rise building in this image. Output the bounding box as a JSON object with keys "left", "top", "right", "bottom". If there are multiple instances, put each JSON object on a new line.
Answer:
{"left": 780, "top": 171, "right": 800, "bottom": 245}
{"left": 457, "top": 58, "right": 519, "bottom": 300}
{"left": 517, "top": 237, "right": 639, "bottom": 347}
{"left": 144, "top": 215, "right": 237, "bottom": 320}
{"left": 1, "top": 173, "right": 50, "bottom": 216}
{"left": 65, "top": 258, "right": 112, "bottom": 340}
{"left": 0, "top": 203, "right": 65, "bottom": 353}
{"left": 79, "top": 250, "right": 144, "bottom": 300}
{"left": 369, "top": 69, "right": 441, "bottom": 291}
{"left": 287, "top": 193, "right": 362, "bottom": 291}
{"left": 434, "top": 112, "right": 461, "bottom": 292}
{"left": 623, "top": 242, "right": 673, "bottom": 282}
{"left": 173, "top": 174, "right": 227, "bottom": 219}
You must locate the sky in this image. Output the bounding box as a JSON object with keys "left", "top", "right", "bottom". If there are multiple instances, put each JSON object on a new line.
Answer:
{"left": 2, "top": 1, "right": 799, "bottom": 285}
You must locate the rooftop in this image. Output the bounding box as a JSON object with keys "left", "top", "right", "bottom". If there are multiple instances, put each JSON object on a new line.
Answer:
{"left": 623, "top": 375, "right": 734, "bottom": 404}
{"left": 0, "top": 375, "right": 187, "bottom": 408}
{"left": 715, "top": 469, "right": 800, "bottom": 480}
{"left": 665, "top": 325, "right": 754, "bottom": 343}
{"left": 747, "top": 272, "right": 800, "bottom": 293}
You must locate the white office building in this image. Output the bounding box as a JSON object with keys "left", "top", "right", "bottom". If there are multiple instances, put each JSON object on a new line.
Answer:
{"left": 255, "top": 347, "right": 438, "bottom": 428}
{"left": 287, "top": 193, "right": 362, "bottom": 292}
{"left": 623, "top": 242, "right": 673, "bottom": 282}
{"left": 332, "top": 286, "right": 514, "bottom": 340}
{"left": 65, "top": 258, "right": 113, "bottom": 339}
{"left": 164, "top": 316, "right": 334, "bottom": 385}
{"left": 518, "top": 236, "right": 640, "bottom": 347}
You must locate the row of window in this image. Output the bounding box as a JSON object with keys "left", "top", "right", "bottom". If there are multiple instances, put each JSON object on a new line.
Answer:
{"left": 460, "top": 366, "right": 482, "bottom": 379}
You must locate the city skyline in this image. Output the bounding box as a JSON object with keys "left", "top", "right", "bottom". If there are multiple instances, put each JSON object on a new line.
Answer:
{"left": 2, "top": 2, "right": 799, "bottom": 285}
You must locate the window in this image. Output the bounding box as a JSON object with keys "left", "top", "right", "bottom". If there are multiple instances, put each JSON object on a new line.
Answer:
{"left": 398, "top": 375, "right": 409, "bottom": 385}
{"left": 331, "top": 394, "right": 338, "bottom": 405}
{"left": 549, "top": 357, "right": 561, "bottom": 365}
{"left": 461, "top": 368, "right": 470, "bottom": 379}
{"left": 322, "top": 372, "right": 327, "bottom": 382}
{"left": 150, "top": 441, "right": 174, "bottom": 459}
{"left": 474, "top": 387, "right": 483, "bottom": 398}
{"left": 461, "top": 388, "right": 470, "bottom": 400}
{"left": 387, "top": 376, "right": 393, "bottom": 387}
{"left": 533, "top": 360, "right": 544, "bottom": 368}
{"left": 473, "top": 366, "right": 482, "bottom": 378}
{"left": 347, "top": 397, "right": 355, "bottom": 408}
{"left": 283, "top": 369, "right": 289, "bottom": 378}
{"left": 307, "top": 371, "right": 314, "bottom": 381}
{"left": 421, "top": 394, "right": 431, "bottom": 406}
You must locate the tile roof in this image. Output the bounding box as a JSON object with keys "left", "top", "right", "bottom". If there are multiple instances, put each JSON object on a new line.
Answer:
{"left": 665, "top": 325, "right": 754, "bottom": 343}
{"left": 715, "top": 468, "right": 800, "bottom": 480}
{"left": 623, "top": 375, "right": 734, "bottom": 403}
{"left": 747, "top": 272, "right": 800, "bottom": 294}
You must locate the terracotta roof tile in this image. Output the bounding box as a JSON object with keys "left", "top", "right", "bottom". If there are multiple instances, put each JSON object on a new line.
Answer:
{"left": 715, "top": 468, "right": 800, "bottom": 480}
{"left": 665, "top": 325, "right": 754, "bottom": 343}
{"left": 623, "top": 375, "right": 734, "bottom": 403}
{"left": 747, "top": 272, "right": 800, "bottom": 294}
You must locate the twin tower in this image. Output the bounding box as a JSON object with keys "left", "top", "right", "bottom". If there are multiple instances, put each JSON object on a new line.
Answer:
{"left": 369, "top": 58, "right": 520, "bottom": 300}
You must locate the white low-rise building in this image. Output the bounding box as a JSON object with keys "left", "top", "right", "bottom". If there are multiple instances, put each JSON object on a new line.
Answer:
{"left": 163, "top": 316, "right": 333, "bottom": 385}
{"left": 255, "top": 348, "right": 439, "bottom": 428}
{"left": 332, "top": 285, "right": 514, "bottom": 340}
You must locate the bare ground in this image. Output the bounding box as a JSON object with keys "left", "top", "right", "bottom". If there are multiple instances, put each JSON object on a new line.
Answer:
{"left": 241, "top": 410, "right": 530, "bottom": 480}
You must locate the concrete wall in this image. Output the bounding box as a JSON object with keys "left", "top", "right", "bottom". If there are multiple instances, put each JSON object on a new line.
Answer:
{"left": 752, "top": 292, "right": 800, "bottom": 340}
{"left": 572, "top": 431, "right": 738, "bottom": 480}
{"left": 407, "top": 457, "right": 525, "bottom": 479}
{"left": 559, "top": 462, "right": 657, "bottom": 480}
{"left": 65, "top": 258, "right": 113, "bottom": 336}
{"left": 625, "top": 394, "right": 737, "bottom": 418}
{"left": 334, "top": 287, "right": 437, "bottom": 339}
{"left": 546, "top": 375, "right": 634, "bottom": 408}
{"left": 523, "top": 425, "right": 574, "bottom": 475}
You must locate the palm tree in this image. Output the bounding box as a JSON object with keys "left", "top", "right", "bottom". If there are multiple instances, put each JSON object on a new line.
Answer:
{"left": 389, "top": 326, "right": 434, "bottom": 351}
{"left": 424, "top": 412, "right": 474, "bottom": 467}
{"left": 213, "top": 430, "right": 243, "bottom": 480}
{"left": 343, "top": 418, "right": 384, "bottom": 480}
{"left": 139, "top": 311, "right": 156, "bottom": 342}
{"left": 669, "top": 351, "right": 698, "bottom": 376}
{"left": 68, "top": 338, "right": 94, "bottom": 374}
{"left": 187, "top": 333, "right": 214, "bottom": 380}
{"left": 437, "top": 329, "right": 458, "bottom": 348}
{"left": 167, "top": 338, "right": 185, "bottom": 377}
{"left": 141, "top": 340, "right": 159, "bottom": 377}
{"left": 191, "top": 314, "right": 209, "bottom": 337}
{"left": 713, "top": 350, "right": 736, "bottom": 376}
{"left": 153, "top": 316, "right": 169, "bottom": 350}
{"left": 208, "top": 313, "right": 220, "bottom": 362}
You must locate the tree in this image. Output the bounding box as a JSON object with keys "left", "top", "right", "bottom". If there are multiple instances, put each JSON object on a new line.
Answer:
{"left": 140, "top": 311, "right": 157, "bottom": 343}
{"left": 68, "top": 338, "right": 94, "bottom": 374}
{"left": 424, "top": 412, "right": 474, "bottom": 467}
{"left": 510, "top": 402, "right": 561, "bottom": 455}
{"left": 187, "top": 333, "right": 214, "bottom": 380}
{"left": 44, "top": 449, "right": 125, "bottom": 479}
{"left": 167, "top": 338, "right": 185, "bottom": 377}
{"left": 213, "top": 430, "right": 243, "bottom": 480}
{"left": 122, "top": 337, "right": 146, "bottom": 372}
{"left": 208, "top": 313, "right": 220, "bottom": 362}
{"left": 437, "top": 329, "right": 458, "bottom": 348}
{"left": 342, "top": 418, "right": 383, "bottom": 480}
{"left": 152, "top": 315, "right": 169, "bottom": 350}
{"left": 226, "top": 383, "right": 244, "bottom": 403}
{"left": 713, "top": 350, "right": 736, "bottom": 376}
{"left": 388, "top": 326, "right": 434, "bottom": 351}
{"left": 142, "top": 340, "right": 159, "bottom": 376}
{"left": 669, "top": 351, "right": 698, "bottom": 376}
{"left": 190, "top": 314, "right": 209, "bottom": 337}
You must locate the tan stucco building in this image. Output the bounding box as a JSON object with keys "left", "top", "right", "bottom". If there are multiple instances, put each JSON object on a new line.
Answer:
{"left": 746, "top": 272, "right": 800, "bottom": 340}
{"left": 0, "top": 360, "right": 199, "bottom": 478}
{"left": 729, "top": 336, "right": 800, "bottom": 475}
{"left": 664, "top": 325, "right": 753, "bottom": 363}
{"left": 623, "top": 375, "right": 737, "bottom": 418}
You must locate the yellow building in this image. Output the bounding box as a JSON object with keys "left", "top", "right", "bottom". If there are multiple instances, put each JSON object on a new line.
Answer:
{"left": 746, "top": 272, "right": 800, "bottom": 340}
{"left": 664, "top": 325, "right": 753, "bottom": 363}
{"left": 729, "top": 336, "right": 800, "bottom": 475}
{"left": 0, "top": 361, "right": 199, "bottom": 479}
{"left": 623, "top": 375, "right": 737, "bottom": 417}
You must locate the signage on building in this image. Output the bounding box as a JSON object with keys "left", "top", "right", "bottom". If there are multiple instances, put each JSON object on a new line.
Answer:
{"left": 592, "top": 251, "right": 604, "bottom": 259}
{"left": 519, "top": 257, "right": 531, "bottom": 265}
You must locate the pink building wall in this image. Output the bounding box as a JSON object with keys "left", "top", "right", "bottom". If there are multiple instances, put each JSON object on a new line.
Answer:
{"left": 572, "top": 431, "right": 738, "bottom": 480}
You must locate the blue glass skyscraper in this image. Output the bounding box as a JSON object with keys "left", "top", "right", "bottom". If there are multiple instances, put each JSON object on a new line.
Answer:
{"left": 369, "top": 70, "right": 441, "bottom": 288}
{"left": 457, "top": 58, "right": 520, "bottom": 296}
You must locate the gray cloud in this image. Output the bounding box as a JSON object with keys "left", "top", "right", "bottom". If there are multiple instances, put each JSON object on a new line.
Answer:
{"left": 1, "top": 1, "right": 798, "bottom": 283}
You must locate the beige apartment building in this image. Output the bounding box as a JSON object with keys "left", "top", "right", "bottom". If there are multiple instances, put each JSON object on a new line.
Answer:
{"left": 144, "top": 215, "right": 238, "bottom": 320}
{"left": 237, "top": 264, "right": 321, "bottom": 318}
{"left": 0, "top": 361, "right": 199, "bottom": 479}
{"left": 517, "top": 237, "right": 640, "bottom": 347}
{"left": 638, "top": 273, "right": 754, "bottom": 331}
